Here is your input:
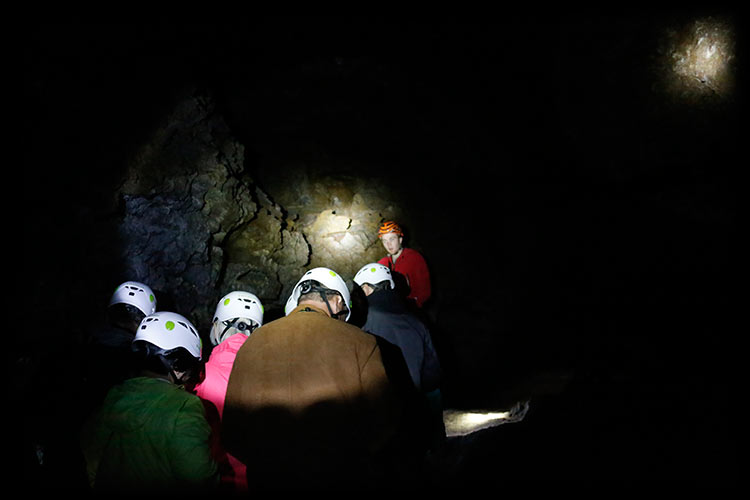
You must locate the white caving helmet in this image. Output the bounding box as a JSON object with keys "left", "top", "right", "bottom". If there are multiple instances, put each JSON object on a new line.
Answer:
{"left": 354, "top": 263, "right": 395, "bottom": 289}
{"left": 109, "top": 281, "right": 157, "bottom": 316}
{"left": 209, "top": 291, "right": 264, "bottom": 346}
{"left": 284, "top": 267, "right": 352, "bottom": 321}
{"left": 134, "top": 311, "right": 203, "bottom": 360}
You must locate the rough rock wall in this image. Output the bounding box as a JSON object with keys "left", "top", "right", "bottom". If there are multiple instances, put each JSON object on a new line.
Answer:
{"left": 115, "top": 93, "right": 259, "bottom": 328}
{"left": 247, "top": 163, "right": 403, "bottom": 298}
{"left": 116, "top": 92, "right": 401, "bottom": 331}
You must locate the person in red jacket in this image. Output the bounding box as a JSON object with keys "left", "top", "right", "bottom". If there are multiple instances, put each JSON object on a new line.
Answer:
{"left": 377, "top": 221, "right": 431, "bottom": 308}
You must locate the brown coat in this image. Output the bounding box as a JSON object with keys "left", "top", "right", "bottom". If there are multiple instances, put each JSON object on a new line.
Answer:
{"left": 221, "top": 304, "right": 401, "bottom": 489}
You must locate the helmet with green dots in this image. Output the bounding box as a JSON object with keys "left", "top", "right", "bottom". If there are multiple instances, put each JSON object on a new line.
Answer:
{"left": 285, "top": 267, "right": 352, "bottom": 321}
{"left": 134, "top": 311, "right": 202, "bottom": 360}
{"left": 353, "top": 263, "right": 395, "bottom": 290}
{"left": 109, "top": 281, "right": 157, "bottom": 316}
{"left": 210, "top": 291, "right": 264, "bottom": 346}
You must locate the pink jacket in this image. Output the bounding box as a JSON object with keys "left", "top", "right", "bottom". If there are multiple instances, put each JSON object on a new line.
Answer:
{"left": 195, "top": 333, "right": 249, "bottom": 491}
{"left": 196, "top": 333, "right": 248, "bottom": 418}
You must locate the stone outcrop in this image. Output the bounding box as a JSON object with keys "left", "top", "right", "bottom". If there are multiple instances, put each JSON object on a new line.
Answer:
{"left": 116, "top": 93, "right": 260, "bottom": 328}
{"left": 115, "top": 92, "right": 401, "bottom": 331}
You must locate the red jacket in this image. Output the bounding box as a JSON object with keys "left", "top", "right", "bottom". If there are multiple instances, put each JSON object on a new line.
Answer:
{"left": 379, "top": 247, "right": 431, "bottom": 308}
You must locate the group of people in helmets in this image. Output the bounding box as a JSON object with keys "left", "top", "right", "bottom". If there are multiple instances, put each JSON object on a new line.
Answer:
{"left": 81, "top": 221, "right": 439, "bottom": 492}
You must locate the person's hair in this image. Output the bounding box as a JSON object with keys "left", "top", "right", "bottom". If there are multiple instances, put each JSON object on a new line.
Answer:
{"left": 131, "top": 341, "right": 200, "bottom": 379}
{"left": 363, "top": 281, "right": 392, "bottom": 293}
{"left": 297, "top": 280, "right": 341, "bottom": 303}
{"left": 106, "top": 303, "right": 146, "bottom": 333}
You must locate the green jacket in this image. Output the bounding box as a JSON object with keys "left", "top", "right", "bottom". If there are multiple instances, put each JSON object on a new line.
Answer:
{"left": 81, "top": 376, "right": 219, "bottom": 493}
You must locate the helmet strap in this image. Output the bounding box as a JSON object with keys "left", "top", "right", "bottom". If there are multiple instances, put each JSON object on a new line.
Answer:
{"left": 220, "top": 318, "right": 255, "bottom": 341}
{"left": 299, "top": 280, "right": 347, "bottom": 321}
{"left": 220, "top": 318, "right": 237, "bottom": 341}
{"left": 317, "top": 290, "right": 338, "bottom": 319}
{"left": 319, "top": 290, "right": 349, "bottom": 321}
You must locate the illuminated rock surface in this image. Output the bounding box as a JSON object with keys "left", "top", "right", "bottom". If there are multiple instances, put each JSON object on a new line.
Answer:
{"left": 655, "top": 16, "right": 736, "bottom": 104}
{"left": 112, "top": 92, "right": 406, "bottom": 328}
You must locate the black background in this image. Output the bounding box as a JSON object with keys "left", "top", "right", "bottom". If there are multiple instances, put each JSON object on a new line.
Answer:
{"left": 19, "top": 14, "right": 739, "bottom": 484}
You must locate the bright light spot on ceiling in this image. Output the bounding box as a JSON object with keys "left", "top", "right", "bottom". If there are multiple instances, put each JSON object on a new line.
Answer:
{"left": 660, "top": 16, "right": 736, "bottom": 102}
{"left": 443, "top": 401, "right": 530, "bottom": 437}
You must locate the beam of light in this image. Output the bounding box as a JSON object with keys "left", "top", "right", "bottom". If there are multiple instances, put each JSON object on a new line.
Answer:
{"left": 459, "top": 411, "right": 511, "bottom": 425}
{"left": 443, "top": 401, "right": 530, "bottom": 437}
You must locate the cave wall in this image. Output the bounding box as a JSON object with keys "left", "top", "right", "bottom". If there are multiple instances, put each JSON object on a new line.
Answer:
{"left": 113, "top": 91, "right": 404, "bottom": 330}
{"left": 114, "top": 93, "right": 257, "bottom": 327}
{"left": 20, "top": 15, "right": 739, "bottom": 382}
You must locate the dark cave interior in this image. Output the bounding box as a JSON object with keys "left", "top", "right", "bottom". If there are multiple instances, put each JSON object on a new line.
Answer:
{"left": 17, "top": 14, "right": 740, "bottom": 486}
